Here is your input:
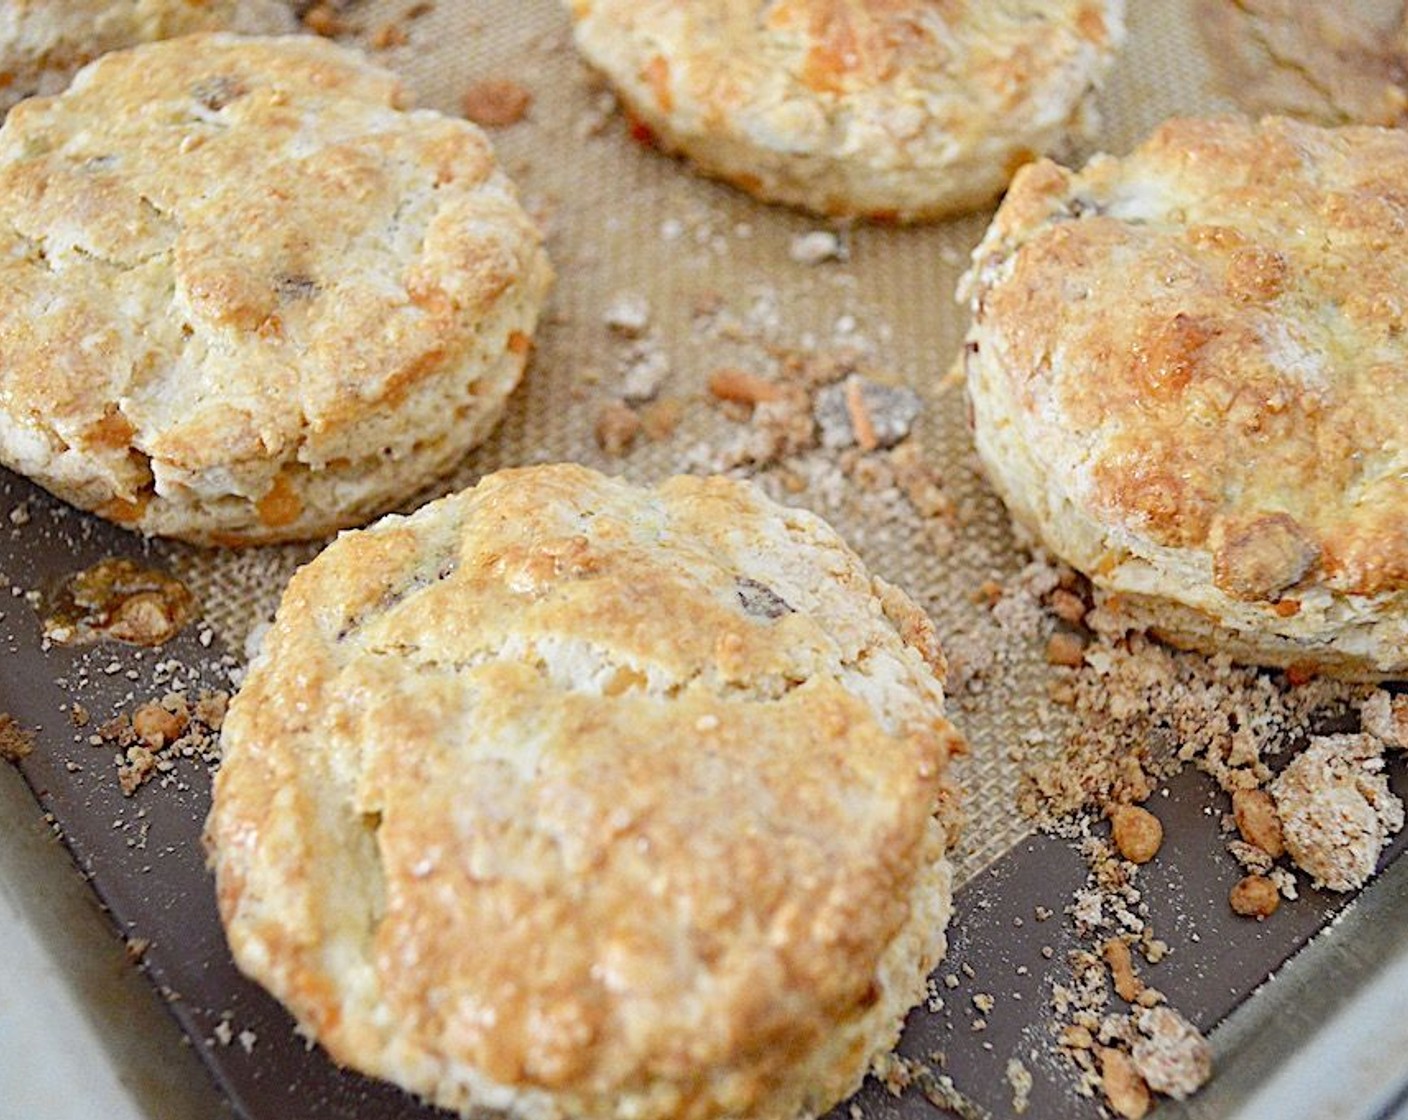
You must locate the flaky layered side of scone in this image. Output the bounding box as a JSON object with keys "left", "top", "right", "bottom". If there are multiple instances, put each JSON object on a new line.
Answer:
{"left": 565, "top": 0, "right": 1125, "bottom": 222}
{"left": 962, "top": 115, "right": 1408, "bottom": 679}
{"left": 0, "top": 0, "right": 297, "bottom": 114}
{"left": 0, "top": 34, "right": 552, "bottom": 545}
{"left": 206, "top": 464, "right": 963, "bottom": 1120}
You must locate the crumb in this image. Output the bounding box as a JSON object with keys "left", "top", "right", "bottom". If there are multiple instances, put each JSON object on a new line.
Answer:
{"left": 788, "top": 230, "right": 844, "bottom": 265}
{"left": 973, "top": 579, "right": 1004, "bottom": 606}
{"left": 603, "top": 291, "right": 651, "bottom": 338}
{"left": 1099, "top": 1047, "right": 1151, "bottom": 1119}
{"left": 1229, "top": 874, "right": 1280, "bottom": 918}
{"left": 1131, "top": 1007, "right": 1212, "bottom": 1100}
{"left": 813, "top": 375, "right": 921, "bottom": 451}
{"left": 1021, "top": 605, "right": 1362, "bottom": 822}
{"left": 1271, "top": 733, "right": 1404, "bottom": 891}
{"left": 124, "top": 937, "right": 151, "bottom": 964}
{"left": 1269, "top": 866, "right": 1299, "bottom": 899}
{"left": 1361, "top": 689, "right": 1408, "bottom": 749}
{"left": 1226, "top": 838, "right": 1275, "bottom": 875}
{"left": 1110, "top": 805, "right": 1163, "bottom": 864}
{"left": 707, "top": 367, "right": 787, "bottom": 407}
{"left": 131, "top": 700, "right": 188, "bottom": 750}
{"left": 594, "top": 401, "right": 640, "bottom": 457}
{"left": 301, "top": 3, "right": 347, "bottom": 36}
{"left": 1231, "top": 788, "right": 1285, "bottom": 857}
{"left": 97, "top": 688, "right": 229, "bottom": 796}
{"left": 1048, "top": 587, "right": 1088, "bottom": 624}
{"left": 1103, "top": 938, "right": 1143, "bottom": 1002}
{"left": 843, "top": 376, "right": 880, "bottom": 452}
{"left": 1006, "top": 1057, "right": 1033, "bottom": 1114}
{"left": 193, "top": 690, "right": 228, "bottom": 730}
{"left": 1060, "top": 1024, "right": 1094, "bottom": 1050}
{"left": 1045, "top": 631, "right": 1087, "bottom": 667}
{"left": 639, "top": 397, "right": 685, "bottom": 442}
{"left": 368, "top": 20, "right": 408, "bottom": 49}
{"left": 0, "top": 713, "right": 34, "bottom": 762}
{"left": 461, "top": 79, "right": 533, "bottom": 127}
{"left": 619, "top": 339, "right": 670, "bottom": 402}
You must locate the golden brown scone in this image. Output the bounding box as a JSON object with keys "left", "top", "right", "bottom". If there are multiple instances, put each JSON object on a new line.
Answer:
{"left": 565, "top": 0, "right": 1125, "bottom": 222}
{"left": 0, "top": 0, "right": 298, "bottom": 115}
{"left": 0, "top": 34, "right": 551, "bottom": 545}
{"left": 206, "top": 463, "right": 963, "bottom": 1120}
{"left": 1196, "top": 0, "right": 1408, "bottom": 127}
{"left": 962, "top": 115, "right": 1408, "bottom": 679}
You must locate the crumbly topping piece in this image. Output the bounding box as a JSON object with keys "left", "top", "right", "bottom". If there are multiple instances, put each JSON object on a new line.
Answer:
{"left": 461, "top": 78, "right": 533, "bottom": 127}
{"left": 1231, "top": 788, "right": 1284, "bottom": 858}
{"left": 1098, "top": 1047, "right": 1150, "bottom": 1119}
{"left": 603, "top": 291, "right": 652, "bottom": 338}
{"left": 789, "top": 230, "right": 845, "bottom": 266}
{"left": 1271, "top": 733, "right": 1405, "bottom": 891}
{"left": 1130, "top": 1007, "right": 1212, "bottom": 1100}
{"left": 1229, "top": 875, "right": 1280, "bottom": 919}
{"left": 1023, "top": 607, "right": 1362, "bottom": 823}
{"left": 1005, "top": 1057, "right": 1033, "bottom": 1115}
{"left": 0, "top": 713, "right": 35, "bottom": 763}
{"left": 93, "top": 689, "right": 229, "bottom": 796}
{"left": 1109, "top": 806, "right": 1163, "bottom": 865}
{"left": 594, "top": 401, "right": 641, "bottom": 457}
{"left": 1361, "top": 689, "right": 1408, "bottom": 750}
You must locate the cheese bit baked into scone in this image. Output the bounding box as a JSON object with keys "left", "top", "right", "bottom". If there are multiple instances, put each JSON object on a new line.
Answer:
{"left": 206, "top": 463, "right": 963, "bottom": 1120}
{"left": 564, "top": 0, "right": 1125, "bottom": 222}
{"left": 0, "top": 34, "right": 552, "bottom": 545}
{"left": 962, "top": 115, "right": 1408, "bottom": 679}
{"left": 0, "top": 1, "right": 297, "bottom": 115}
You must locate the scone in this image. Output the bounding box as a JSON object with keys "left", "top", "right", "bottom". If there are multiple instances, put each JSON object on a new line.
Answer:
{"left": 564, "top": 0, "right": 1125, "bottom": 221}
{"left": 962, "top": 115, "right": 1408, "bottom": 679}
{"left": 0, "top": 34, "right": 552, "bottom": 545}
{"left": 0, "top": 0, "right": 298, "bottom": 115}
{"left": 206, "top": 464, "right": 963, "bottom": 1120}
{"left": 1196, "top": 0, "right": 1408, "bottom": 127}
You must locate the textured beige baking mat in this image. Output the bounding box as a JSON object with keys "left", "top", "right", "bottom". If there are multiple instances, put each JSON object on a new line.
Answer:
{"left": 174, "top": 0, "right": 1237, "bottom": 885}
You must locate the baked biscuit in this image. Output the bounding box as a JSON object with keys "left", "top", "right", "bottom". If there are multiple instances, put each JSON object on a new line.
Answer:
{"left": 962, "top": 116, "right": 1408, "bottom": 679}
{"left": 564, "top": 0, "right": 1125, "bottom": 221}
{"left": 0, "top": 34, "right": 551, "bottom": 545}
{"left": 0, "top": 0, "right": 297, "bottom": 115}
{"left": 206, "top": 463, "right": 962, "bottom": 1120}
{"left": 1196, "top": 0, "right": 1408, "bottom": 127}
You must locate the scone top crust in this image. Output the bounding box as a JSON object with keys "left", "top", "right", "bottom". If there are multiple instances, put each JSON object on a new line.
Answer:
{"left": 0, "top": 0, "right": 293, "bottom": 44}
{"left": 0, "top": 34, "right": 549, "bottom": 542}
{"left": 0, "top": 1, "right": 298, "bottom": 111}
{"left": 207, "top": 464, "right": 960, "bottom": 1120}
{"left": 567, "top": 0, "right": 1122, "bottom": 218}
{"left": 966, "top": 116, "right": 1408, "bottom": 604}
